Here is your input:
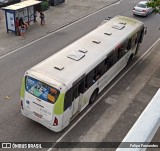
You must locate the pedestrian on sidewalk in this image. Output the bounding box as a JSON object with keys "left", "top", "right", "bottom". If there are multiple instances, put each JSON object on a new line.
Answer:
{"left": 20, "top": 24, "right": 25, "bottom": 39}
{"left": 34, "top": 10, "right": 38, "bottom": 23}
{"left": 40, "top": 12, "right": 45, "bottom": 25}
{"left": 19, "top": 17, "right": 28, "bottom": 30}
{"left": 15, "top": 17, "right": 20, "bottom": 36}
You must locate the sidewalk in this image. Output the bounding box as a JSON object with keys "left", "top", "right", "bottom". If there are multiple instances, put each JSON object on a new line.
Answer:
{"left": 0, "top": 0, "right": 118, "bottom": 56}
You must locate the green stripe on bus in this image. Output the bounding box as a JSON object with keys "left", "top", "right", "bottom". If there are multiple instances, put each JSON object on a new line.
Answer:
{"left": 54, "top": 93, "right": 65, "bottom": 115}
{"left": 20, "top": 78, "right": 25, "bottom": 99}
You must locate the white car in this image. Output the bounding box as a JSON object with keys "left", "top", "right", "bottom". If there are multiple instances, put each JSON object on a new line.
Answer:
{"left": 133, "top": 1, "right": 153, "bottom": 16}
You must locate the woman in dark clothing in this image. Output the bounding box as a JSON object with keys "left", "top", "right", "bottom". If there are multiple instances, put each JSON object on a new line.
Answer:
{"left": 15, "top": 17, "right": 20, "bottom": 36}
{"left": 19, "top": 17, "right": 28, "bottom": 29}
{"left": 40, "top": 12, "right": 45, "bottom": 25}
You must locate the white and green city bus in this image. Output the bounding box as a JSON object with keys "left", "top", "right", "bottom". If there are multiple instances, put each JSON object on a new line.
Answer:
{"left": 20, "top": 16, "right": 146, "bottom": 132}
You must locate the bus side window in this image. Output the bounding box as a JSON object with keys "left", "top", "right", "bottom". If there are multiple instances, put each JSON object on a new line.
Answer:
{"left": 72, "top": 80, "right": 85, "bottom": 99}
{"left": 101, "top": 60, "right": 108, "bottom": 75}
{"left": 105, "top": 57, "right": 109, "bottom": 68}
{"left": 123, "top": 41, "right": 128, "bottom": 52}
{"left": 127, "top": 38, "right": 131, "bottom": 50}
{"left": 78, "top": 80, "right": 85, "bottom": 94}
{"left": 85, "top": 75, "right": 89, "bottom": 89}
{"left": 85, "top": 69, "right": 96, "bottom": 88}
{"left": 117, "top": 46, "right": 123, "bottom": 60}
{"left": 127, "top": 34, "right": 138, "bottom": 50}
{"left": 131, "top": 33, "right": 137, "bottom": 49}
{"left": 97, "top": 60, "right": 106, "bottom": 76}
{"left": 105, "top": 50, "right": 117, "bottom": 69}
{"left": 117, "top": 42, "right": 127, "bottom": 60}
{"left": 73, "top": 86, "right": 79, "bottom": 99}
{"left": 64, "top": 89, "right": 73, "bottom": 111}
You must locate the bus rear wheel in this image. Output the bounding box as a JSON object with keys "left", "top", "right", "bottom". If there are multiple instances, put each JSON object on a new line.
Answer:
{"left": 89, "top": 89, "right": 98, "bottom": 104}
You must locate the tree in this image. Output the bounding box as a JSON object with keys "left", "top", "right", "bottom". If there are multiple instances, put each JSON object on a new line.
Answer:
{"left": 147, "top": 0, "right": 160, "bottom": 13}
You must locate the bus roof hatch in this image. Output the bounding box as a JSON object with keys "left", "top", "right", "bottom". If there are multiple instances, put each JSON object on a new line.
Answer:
{"left": 112, "top": 23, "right": 125, "bottom": 30}
{"left": 67, "top": 50, "right": 85, "bottom": 61}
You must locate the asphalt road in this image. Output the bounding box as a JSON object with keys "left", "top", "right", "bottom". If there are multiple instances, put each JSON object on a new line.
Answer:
{"left": 0, "top": 0, "right": 160, "bottom": 150}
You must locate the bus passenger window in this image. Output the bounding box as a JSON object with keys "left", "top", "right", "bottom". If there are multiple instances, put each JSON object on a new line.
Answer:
{"left": 106, "top": 51, "right": 117, "bottom": 69}
{"left": 96, "top": 61, "right": 105, "bottom": 77}
{"left": 72, "top": 81, "right": 85, "bottom": 99}
{"left": 78, "top": 81, "right": 85, "bottom": 93}
{"left": 117, "top": 46, "right": 123, "bottom": 59}
{"left": 105, "top": 57, "right": 109, "bottom": 69}
{"left": 86, "top": 69, "right": 96, "bottom": 87}
{"left": 117, "top": 43, "right": 127, "bottom": 60}
{"left": 93, "top": 75, "right": 97, "bottom": 83}
{"left": 73, "top": 87, "right": 79, "bottom": 99}
{"left": 127, "top": 39, "right": 131, "bottom": 50}
{"left": 131, "top": 34, "right": 137, "bottom": 48}
{"left": 85, "top": 76, "right": 89, "bottom": 89}
{"left": 64, "top": 89, "right": 73, "bottom": 111}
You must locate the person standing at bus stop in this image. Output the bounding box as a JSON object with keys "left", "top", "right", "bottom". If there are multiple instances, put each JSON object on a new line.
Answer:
{"left": 40, "top": 12, "right": 45, "bottom": 25}
{"left": 34, "top": 10, "right": 38, "bottom": 23}
{"left": 20, "top": 25, "right": 25, "bottom": 40}
{"left": 19, "top": 17, "right": 28, "bottom": 29}
{"left": 15, "top": 17, "right": 20, "bottom": 36}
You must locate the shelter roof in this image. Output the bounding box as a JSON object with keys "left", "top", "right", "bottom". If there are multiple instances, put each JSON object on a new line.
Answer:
{"left": 2, "top": 0, "right": 41, "bottom": 11}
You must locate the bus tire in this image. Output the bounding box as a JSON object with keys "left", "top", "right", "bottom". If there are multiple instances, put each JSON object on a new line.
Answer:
{"left": 89, "top": 89, "right": 98, "bottom": 104}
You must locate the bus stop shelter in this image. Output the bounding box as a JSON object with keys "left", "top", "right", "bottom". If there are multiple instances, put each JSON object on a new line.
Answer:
{"left": 2, "top": 0, "right": 42, "bottom": 35}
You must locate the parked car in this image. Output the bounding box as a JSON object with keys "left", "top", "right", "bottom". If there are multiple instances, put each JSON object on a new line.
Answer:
{"left": 133, "top": 1, "right": 153, "bottom": 16}
{"left": 0, "top": 0, "right": 21, "bottom": 7}
{"left": 49, "top": 0, "right": 65, "bottom": 6}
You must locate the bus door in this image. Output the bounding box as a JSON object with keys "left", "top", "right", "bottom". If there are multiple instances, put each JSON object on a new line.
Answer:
{"left": 72, "top": 78, "right": 85, "bottom": 116}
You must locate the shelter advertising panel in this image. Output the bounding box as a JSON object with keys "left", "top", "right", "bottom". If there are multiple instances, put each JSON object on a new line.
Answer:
{"left": 6, "top": 12, "right": 15, "bottom": 31}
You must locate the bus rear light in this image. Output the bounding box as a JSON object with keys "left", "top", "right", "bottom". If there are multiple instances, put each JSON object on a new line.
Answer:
{"left": 53, "top": 117, "right": 58, "bottom": 126}
{"left": 21, "top": 100, "right": 23, "bottom": 109}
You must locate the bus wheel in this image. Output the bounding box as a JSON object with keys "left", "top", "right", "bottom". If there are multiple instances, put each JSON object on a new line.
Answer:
{"left": 89, "top": 89, "right": 98, "bottom": 104}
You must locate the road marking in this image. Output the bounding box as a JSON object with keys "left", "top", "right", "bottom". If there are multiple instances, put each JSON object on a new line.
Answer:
{"left": 0, "top": 0, "right": 120, "bottom": 60}
{"left": 47, "top": 38, "right": 160, "bottom": 151}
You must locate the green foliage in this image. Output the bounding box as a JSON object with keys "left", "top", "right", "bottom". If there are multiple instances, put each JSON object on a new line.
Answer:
{"left": 147, "top": 0, "right": 160, "bottom": 13}
{"left": 41, "top": 0, "right": 50, "bottom": 11}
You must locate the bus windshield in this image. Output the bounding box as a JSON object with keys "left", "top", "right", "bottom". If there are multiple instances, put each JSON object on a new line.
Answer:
{"left": 25, "top": 76, "right": 60, "bottom": 104}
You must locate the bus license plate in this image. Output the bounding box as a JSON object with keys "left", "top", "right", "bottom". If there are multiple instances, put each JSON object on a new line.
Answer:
{"left": 33, "top": 111, "right": 43, "bottom": 118}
